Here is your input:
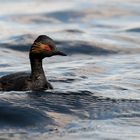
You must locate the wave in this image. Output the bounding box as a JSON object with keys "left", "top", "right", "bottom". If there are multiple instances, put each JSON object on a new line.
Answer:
{"left": 0, "top": 90, "right": 139, "bottom": 129}
{"left": 124, "top": 27, "right": 140, "bottom": 33}
{"left": 0, "top": 34, "right": 117, "bottom": 55}
{"left": 0, "top": 100, "right": 54, "bottom": 129}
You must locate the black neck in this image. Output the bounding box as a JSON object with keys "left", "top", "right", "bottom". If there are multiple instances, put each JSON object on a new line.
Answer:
{"left": 30, "top": 56, "right": 46, "bottom": 80}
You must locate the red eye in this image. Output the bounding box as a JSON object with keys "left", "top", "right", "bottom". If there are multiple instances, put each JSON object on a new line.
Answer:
{"left": 44, "top": 45, "right": 52, "bottom": 52}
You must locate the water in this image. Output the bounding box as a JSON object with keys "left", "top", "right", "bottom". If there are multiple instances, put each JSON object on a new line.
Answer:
{"left": 0, "top": 0, "right": 140, "bottom": 139}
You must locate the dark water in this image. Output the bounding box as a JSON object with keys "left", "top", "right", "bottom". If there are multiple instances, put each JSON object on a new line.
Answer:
{"left": 0, "top": 0, "right": 140, "bottom": 140}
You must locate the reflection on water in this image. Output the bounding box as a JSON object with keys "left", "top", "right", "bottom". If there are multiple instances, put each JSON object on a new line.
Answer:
{"left": 0, "top": 0, "right": 140, "bottom": 140}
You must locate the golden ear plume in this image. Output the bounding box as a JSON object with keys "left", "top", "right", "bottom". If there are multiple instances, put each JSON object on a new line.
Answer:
{"left": 31, "top": 42, "right": 43, "bottom": 54}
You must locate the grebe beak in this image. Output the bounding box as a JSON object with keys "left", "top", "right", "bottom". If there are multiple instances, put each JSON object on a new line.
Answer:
{"left": 54, "top": 51, "right": 67, "bottom": 56}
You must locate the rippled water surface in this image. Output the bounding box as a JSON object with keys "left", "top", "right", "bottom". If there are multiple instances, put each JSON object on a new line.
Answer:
{"left": 0, "top": 0, "right": 140, "bottom": 140}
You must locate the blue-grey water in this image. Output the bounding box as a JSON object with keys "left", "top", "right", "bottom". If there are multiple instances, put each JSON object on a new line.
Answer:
{"left": 0, "top": 0, "right": 140, "bottom": 140}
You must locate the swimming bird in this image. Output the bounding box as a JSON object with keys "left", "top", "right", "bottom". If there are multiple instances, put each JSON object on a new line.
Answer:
{"left": 0, "top": 35, "right": 66, "bottom": 91}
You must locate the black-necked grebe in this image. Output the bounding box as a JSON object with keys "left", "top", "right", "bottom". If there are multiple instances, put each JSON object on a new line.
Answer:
{"left": 0, "top": 35, "right": 66, "bottom": 91}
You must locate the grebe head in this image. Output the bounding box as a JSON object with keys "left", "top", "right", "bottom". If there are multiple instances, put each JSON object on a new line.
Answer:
{"left": 30, "top": 35, "right": 66, "bottom": 59}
